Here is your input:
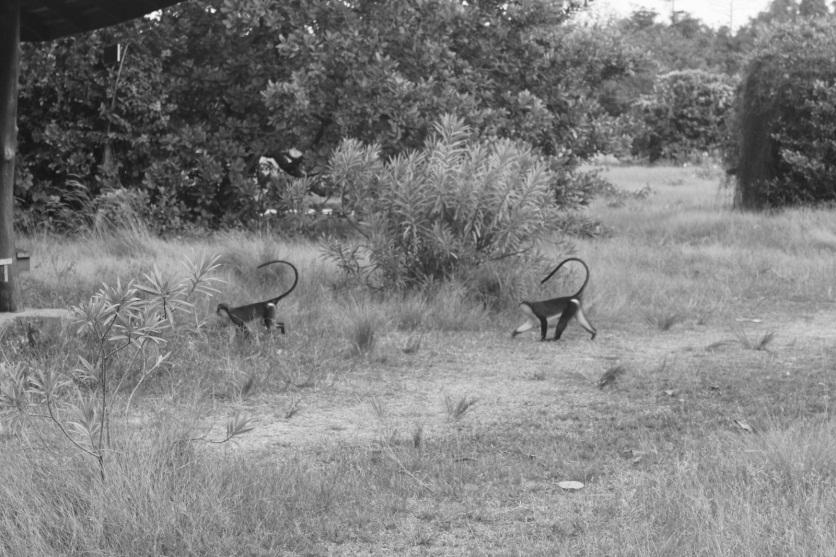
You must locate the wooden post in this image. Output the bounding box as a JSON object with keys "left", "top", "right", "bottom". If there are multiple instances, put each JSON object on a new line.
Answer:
{"left": 0, "top": 0, "right": 21, "bottom": 312}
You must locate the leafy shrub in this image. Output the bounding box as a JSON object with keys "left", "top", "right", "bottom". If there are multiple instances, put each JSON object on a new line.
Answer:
{"left": 732, "top": 20, "right": 836, "bottom": 209}
{"left": 630, "top": 70, "right": 738, "bottom": 162}
{"left": 323, "top": 116, "right": 566, "bottom": 290}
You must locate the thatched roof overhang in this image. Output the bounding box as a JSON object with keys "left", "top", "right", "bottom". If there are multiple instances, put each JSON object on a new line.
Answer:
{"left": 20, "top": 0, "right": 184, "bottom": 42}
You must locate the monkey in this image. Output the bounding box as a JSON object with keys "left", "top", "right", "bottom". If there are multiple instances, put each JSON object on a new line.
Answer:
{"left": 511, "top": 257, "right": 597, "bottom": 342}
{"left": 216, "top": 260, "right": 298, "bottom": 336}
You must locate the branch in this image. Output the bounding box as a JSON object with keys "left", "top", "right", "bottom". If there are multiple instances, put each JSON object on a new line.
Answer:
{"left": 43, "top": 396, "right": 99, "bottom": 460}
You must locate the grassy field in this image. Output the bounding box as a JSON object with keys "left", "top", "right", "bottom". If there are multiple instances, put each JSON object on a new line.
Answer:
{"left": 2, "top": 163, "right": 836, "bottom": 556}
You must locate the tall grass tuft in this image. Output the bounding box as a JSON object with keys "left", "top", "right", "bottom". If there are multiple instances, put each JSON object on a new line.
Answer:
{"left": 644, "top": 307, "right": 685, "bottom": 331}
{"left": 735, "top": 328, "right": 776, "bottom": 351}
{"left": 396, "top": 294, "right": 427, "bottom": 331}
{"left": 444, "top": 394, "right": 479, "bottom": 422}
{"left": 343, "top": 297, "right": 384, "bottom": 357}
{"left": 89, "top": 187, "right": 157, "bottom": 257}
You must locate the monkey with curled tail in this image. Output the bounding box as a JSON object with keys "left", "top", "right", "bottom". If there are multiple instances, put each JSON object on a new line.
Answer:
{"left": 511, "top": 257, "right": 597, "bottom": 341}
{"left": 216, "top": 260, "right": 298, "bottom": 336}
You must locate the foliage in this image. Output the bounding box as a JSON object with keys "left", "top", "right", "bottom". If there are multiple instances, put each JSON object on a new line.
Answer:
{"left": 597, "top": 9, "right": 746, "bottom": 123}
{"left": 732, "top": 19, "right": 836, "bottom": 209}
{"left": 0, "top": 255, "right": 245, "bottom": 481}
{"left": 746, "top": 0, "right": 833, "bottom": 27}
{"left": 15, "top": 0, "right": 633, "bottom": 231}
{"left": 621, "top": 10, "right": 745, "bottom": 74}
{"left": 257, "top": 0, "right": 629, "bottom": 166}
{"left": 16, "top": 22, "right": 176, "bottom": 227}
{"left": 629, "top": 70, "right": 739, "bottom": 162}
{"left": 323, "top": 116, "right": 563, "bottom": 290}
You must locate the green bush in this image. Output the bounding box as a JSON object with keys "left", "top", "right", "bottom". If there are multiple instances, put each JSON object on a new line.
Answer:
{"left": 732, "top": 20, "right": 836, "bottom": 209}
{"left": 323, "top": 116, "right": 564, "bottom": 291}
{"left": 630, "top": 70, "right": 738, "bottom": 162}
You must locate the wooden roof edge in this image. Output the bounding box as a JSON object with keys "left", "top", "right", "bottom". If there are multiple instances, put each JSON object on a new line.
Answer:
{"left": 20, "top": 0, "right": 185, "bottom": 43}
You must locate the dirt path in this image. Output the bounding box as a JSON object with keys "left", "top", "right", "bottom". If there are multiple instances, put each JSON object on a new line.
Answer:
{"left": 222, "top": 308, "right": 836, "bottom": 454}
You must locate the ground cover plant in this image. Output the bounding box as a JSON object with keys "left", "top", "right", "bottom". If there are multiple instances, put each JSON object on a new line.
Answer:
{"left": 1, "top": 164, "right": 836, "bottom": 555}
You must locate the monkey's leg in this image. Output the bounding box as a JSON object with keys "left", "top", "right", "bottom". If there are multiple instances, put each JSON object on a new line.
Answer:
{"left": 552, "top": 300, "right": 580, "bottom": 341}
{"left": 574, "top": 306, "right": 597, "bottom": 340}
{"left": 539, "top": 316, "right": 550, "bottom": 341}
{"left": 263, "top": 303, "right": 277, "bottom": 330}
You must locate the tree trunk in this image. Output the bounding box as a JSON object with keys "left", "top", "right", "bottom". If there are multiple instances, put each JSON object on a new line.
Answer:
{"left": 0, "top": 0, "right": 20, "bottom": 312}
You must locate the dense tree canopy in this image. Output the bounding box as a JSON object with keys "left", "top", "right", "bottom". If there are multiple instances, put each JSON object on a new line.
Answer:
{"left": 16, "top": 0, "right": 633, "bottom": 230}
{"left": 18, "top": 0, "right": 835, "bottom": 229}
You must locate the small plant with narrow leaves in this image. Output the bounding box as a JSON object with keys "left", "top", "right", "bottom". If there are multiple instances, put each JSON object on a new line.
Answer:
{"left": 285, "top": 394, "right": 302, "bottom": 419}
{"left": 645, "top": 308, "right": 685, "bottom": 331}
{"left": 349, "top": 316, "right": 378, "bottom": 357}
{"left": 396, "top": 295, "right": 427, "bottom": 331}
{"left": 344, "top": 299, "right": 384, "bottom": 357}
{"left": 412, "top": 424, "right": 424, "bottom": 449}
{"left": 0, "top": 256, "right": 246, "bottom": 482}
{"left": 444, "top": 394, "right": 479, "bottom": 422}
{"left": 135, "top": 254, "right": 224, "bottom": 333}
{"left": 735, "top": 329, "right": 776, "bottom": 351}
{"left": 401, "top": 336, "right": 422, "bottom": 355}
{"left": 370, "top": 396, "right": 387, "bottom": 420}
{"left": 599, "top": 365, "right": 627, "bottom": 389}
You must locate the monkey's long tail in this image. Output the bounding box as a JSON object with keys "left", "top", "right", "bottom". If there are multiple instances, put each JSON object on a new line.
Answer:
{"left": 258, "top": 260, "right": 299, "bottom": 303}
{"left": 540, "top": 257, "right": 590, "bottom": 298}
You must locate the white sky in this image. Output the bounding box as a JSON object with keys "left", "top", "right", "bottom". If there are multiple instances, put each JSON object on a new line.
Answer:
{"left": 583, "top": 0, "right": 774, "bottom": 29}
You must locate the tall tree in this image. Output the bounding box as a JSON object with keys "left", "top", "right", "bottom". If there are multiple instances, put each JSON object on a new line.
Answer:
{"left": 799, "top": 0, "right": 829, "bottom": 17}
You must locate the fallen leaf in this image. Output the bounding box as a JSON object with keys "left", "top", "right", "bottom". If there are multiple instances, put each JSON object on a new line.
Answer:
{"left": 735, "top": 419, "right": 754, "bottom": 433}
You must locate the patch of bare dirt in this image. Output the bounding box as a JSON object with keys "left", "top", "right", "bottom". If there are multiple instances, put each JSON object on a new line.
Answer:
{"left": 216, "top": 307, "right": 836, "bottom": 454}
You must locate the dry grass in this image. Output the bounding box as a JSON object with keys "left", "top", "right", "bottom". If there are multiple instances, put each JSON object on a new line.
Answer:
{"left": 735, "top": 328, "right": 777, "bottom": 351}
{"left": 3, "top": 164, "right": 836, "bottom": 555}
{"left": 443, "top": 394, "right": 479, "bottom": 422}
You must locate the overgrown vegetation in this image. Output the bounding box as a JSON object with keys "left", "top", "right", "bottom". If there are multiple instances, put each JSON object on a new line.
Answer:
{"left": 15, "top": 0, "right": 631, "bottom": 231}
{"left": 324, "top": 116, "right": 564, "bottom": 293}
{"left": 3, "top": 165, "right": 836, "bottom": 554}
{"left": 731, "top": 19, "right": 836, "bottom": 209}
{"left": 630, "top": 70, "right": 738, "bottom": 162}
{"left": 6, "top": 0, "right": 836, "bottom": 551}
